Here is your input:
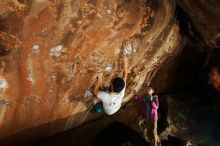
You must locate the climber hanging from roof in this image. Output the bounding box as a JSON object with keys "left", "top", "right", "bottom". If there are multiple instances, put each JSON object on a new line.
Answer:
{"left": 93, "top": 56, "right": 128, "bottom": 115}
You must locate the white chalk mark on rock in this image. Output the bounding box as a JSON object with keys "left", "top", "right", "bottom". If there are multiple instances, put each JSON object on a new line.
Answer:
{"left": 84, "top": 90, "right": 93, "bottom": 98}
{"left": 32, "top": 45, "right": 40, "bottom": 54}
{"left": 146, "top": 37, "right": 153, "bottom": 43}
{"left": 47, "top": 75, "right": 57, "bottom": 83}
{"left": 26, "top": 54, "right": 35, "bottom": 85}
{"left": 123, "top": 43, "right": 133, "bottom": 56}
{"left": 0, "top": 79, "right": 8, "bottom": 93}
{"left": 49, "top": 45, "right": 64, "bottom": 57}
{"left": 132, "top": 38, "right": 141, "bottom": 53}
{"left": 71, "top": 64, "right": 77, "bottom": 77}
{"left": 105, "top": 63, "right": 113, "bottom": 72}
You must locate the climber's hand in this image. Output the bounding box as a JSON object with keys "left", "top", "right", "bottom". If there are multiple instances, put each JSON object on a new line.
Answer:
{"left": 122, "top": 56, "right": 128, "bottom": 83}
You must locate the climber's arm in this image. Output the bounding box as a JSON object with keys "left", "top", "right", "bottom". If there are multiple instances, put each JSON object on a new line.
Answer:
{"left": 94, "top": 73, "right": 103, "bottom": 96}
{"left": 93, "top": 73, "right": 103, "bottom": 104}
{"left": 123, "top": 57, "right": 128, "bottom": 84}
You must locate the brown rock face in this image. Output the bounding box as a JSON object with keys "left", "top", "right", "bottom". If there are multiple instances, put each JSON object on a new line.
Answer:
{"left": 0, "top": 0, "right": 185, "bottom": 145}
{"left": 209, "top": 68, "right": 220, "bottom": 91}
{"left": 177, "top": 0, "right": 220, "bottom": 48}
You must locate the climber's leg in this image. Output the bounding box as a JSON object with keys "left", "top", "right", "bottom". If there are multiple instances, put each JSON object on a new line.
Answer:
{"left": 94, "top": 102, "right": 104, "bottom": 113}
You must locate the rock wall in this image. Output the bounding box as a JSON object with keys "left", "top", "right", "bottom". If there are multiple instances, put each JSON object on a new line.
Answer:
{"left": 177, "top": 0, "right": 220, "bottom": 48}
{"left": 159, "top": 94, "right": 220, "bottom": 145}
{"left": 208, "top": 49, "right": 220, "bottom": 91}
{"left": 0, "top": 0, "right": 185, "bottom": 144}
{"left": 151, "top": 41, "right": 206, "bottom": 94}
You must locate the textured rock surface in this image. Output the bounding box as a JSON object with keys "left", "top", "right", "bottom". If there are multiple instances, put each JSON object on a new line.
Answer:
{"left": 208, "top": 49, "right": 220, "bottom": 91}
{"left": 151, "top": 41, "right": 206, "bottom": 94}
{"left": 159, "top": 94, "right": 220, "bottom": 146}
{"left": 177, "top": 0, "right": 220, "bottom": 48}
{"left": 209, "top": 68, "right": 220, "bottom": 91}
{"left": 0, "top": 0, "right": 185, "bottom": 145}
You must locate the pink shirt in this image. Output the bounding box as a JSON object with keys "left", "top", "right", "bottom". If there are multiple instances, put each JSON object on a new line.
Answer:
{"left": 133, "top": 95, "right": 159, "bottom": 120}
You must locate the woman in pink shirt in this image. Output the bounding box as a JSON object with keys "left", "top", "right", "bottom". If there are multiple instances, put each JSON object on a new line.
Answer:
{"left": 133, "top": 86, "right": 159, "bottom": 146}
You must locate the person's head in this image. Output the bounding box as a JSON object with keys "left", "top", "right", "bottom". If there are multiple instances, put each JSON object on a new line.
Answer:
{"left": 146, "top": 86, "right": 156, "bottom": 96}
{"left": 111, "top": 77, "right": 125, "bottom": 93}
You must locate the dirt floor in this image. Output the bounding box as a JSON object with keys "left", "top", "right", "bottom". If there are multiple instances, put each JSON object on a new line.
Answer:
{"left": 31, "top": 101, "right": 184, "bottom": 146}
{"left": 31, "top": 102, "right": 143, "bottom": 146}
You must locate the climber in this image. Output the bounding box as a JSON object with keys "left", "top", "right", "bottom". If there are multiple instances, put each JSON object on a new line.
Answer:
{"left": 93, "top": 57, "right": 128, "bottom": 115}
{"left": 133, "top": 86, "right": 160, "bottom": 146}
